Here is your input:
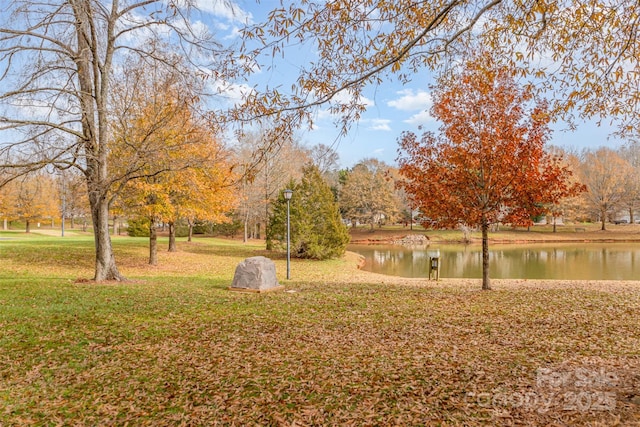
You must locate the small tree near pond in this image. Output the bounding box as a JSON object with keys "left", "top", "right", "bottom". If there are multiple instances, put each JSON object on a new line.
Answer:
{"left": 268, "top": 165, "right": 349, "bottom": 260}
{"left": 397, "top": 52, "right": 583, "bottom": 290}
{"left": 339, "top": 158, "right": 400, "bottom": 230}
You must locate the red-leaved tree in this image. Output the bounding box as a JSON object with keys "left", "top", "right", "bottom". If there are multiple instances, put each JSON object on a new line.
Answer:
{"left": 397, "top": 52, "right": 583, "bottom": 290}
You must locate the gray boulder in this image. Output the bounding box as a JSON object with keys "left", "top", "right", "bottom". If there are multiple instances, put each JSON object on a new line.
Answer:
{"left": 229, "top": 256, "right": 283, "bottom": 293}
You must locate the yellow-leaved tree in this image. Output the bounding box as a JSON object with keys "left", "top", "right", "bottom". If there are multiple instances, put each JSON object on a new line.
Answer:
{"left": 110, "top": 55, "right": 236, "bottom": 265}
{"left": 3, "top": 173, "right": 59, "bottom": 233}
{"left": 162, "top": 133, "right": 237, "bottom": 253}
{"left": 0, "top": 1, "right": 229, "bottom": 281}
{"left": 118, "top": 136, "right": 236, "bottom": 265}
{"left": 578, "top": 147, "right": 633, "bottom": 231}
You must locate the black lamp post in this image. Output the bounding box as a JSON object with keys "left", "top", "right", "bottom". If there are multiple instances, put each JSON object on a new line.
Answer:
{"left": 283, "top": 189, "right": 293, "bottom": 279}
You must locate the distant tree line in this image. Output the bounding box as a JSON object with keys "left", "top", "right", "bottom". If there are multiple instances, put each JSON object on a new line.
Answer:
{"left": 3, "top": 141, "right": 639, "bottom": 238}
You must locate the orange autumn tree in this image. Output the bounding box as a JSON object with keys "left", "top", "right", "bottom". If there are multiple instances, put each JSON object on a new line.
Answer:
{"left": 7, "top": 172, "right": 59, "bottom": 233}
{"left": 110, "top": 56, "right": 236, "bottom": 265}
{"left": 397, "top": 53, "right": 582, "bottom": 290}
{"left": 109, "top": 58, "right": 194, "bottom": 265}
{"left": 117, "top": 128, "right": 236, "bottom": 265}
{"left": 162, "top": 134, "right": 237, "bottom": 252}
{"left": 121, "top": 178, "right": 173, "bottom": 266}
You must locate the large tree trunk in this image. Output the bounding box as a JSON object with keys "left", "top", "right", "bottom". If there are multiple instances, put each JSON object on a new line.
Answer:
{"left": 601, "top": 208, "right": 607, "bottom": 231}
{"left": 481, "top": 217, "right": 491, "bottom": 291}
{"left": 149, "top": 221, "right": 158, "bottom": 265}
{"left": 168, "top": 221, "right": 177, "bottom": 252}
{"left": 74, "top": 0, "right": 123, "bottom": 282}
{"left": 187, "top": 219, "right": 194, "bottom": 242}
{"left": 25, "top": 220, "right": 31, "bottom": 233}
{"left": 89, "top": 192, "right": 124, "bottom": 281}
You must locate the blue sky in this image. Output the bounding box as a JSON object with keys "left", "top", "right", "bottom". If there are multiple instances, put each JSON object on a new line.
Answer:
{"left": 203, "top": 1, "right": 626, "bottom": 168}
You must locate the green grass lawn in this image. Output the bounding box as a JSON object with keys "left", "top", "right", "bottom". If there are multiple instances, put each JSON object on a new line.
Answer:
{"left": 1, "top": 231, "right": 639, "bottom": 425}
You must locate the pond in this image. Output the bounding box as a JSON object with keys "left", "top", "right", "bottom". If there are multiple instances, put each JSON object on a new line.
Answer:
{"left": 348, "top": 243, "right": 640, "bottom": 280}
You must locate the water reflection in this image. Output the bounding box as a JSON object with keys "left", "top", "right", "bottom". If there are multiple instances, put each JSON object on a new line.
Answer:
{"left": 348, "top": 243, "right": 640, "bottom": 280}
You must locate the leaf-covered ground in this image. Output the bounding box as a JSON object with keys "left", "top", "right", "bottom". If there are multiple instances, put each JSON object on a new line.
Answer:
{"left": 1, "top": 231, "right": 639, "bottom": 425}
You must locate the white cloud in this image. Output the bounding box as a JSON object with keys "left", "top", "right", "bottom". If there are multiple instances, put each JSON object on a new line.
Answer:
{"left": 193, "top": 0, "right": 253, "bottom": 24}
{"left": 11, "top": 97, "right": 63, "bottom": 122}
{"left": 187, "top": 19, "right": 212, "bottom": 38}
{"left": 403, "top": 110, "right": 433, "bottom": 126}
{"left": 331, "top": 90, "right": 374, "bottom": 108}
{"left": 314, "top": 90, "right": 375, "bottom": 120}
{"left": 214, "top": 21, "right": 230, "bottom": 31}
{"left": 223, "top": 26, "right": 243, "bottom": 40}
{"left": 209, "top": 79, "right": 255, "bottom": 105}
{"left": 368, "top": 118, "right": 391, "bottom": 131}
{"left": 387, "top": 89, "right": 432, "bottom": 111}
{"left": 315, "top": 109, "right": 332, "bottom": 121}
